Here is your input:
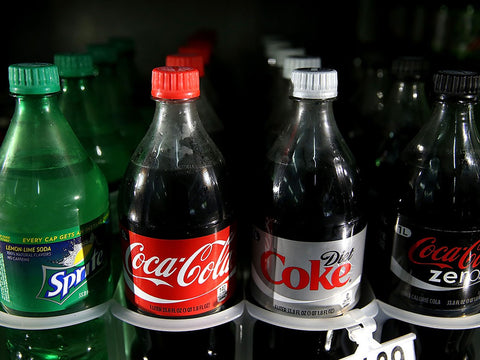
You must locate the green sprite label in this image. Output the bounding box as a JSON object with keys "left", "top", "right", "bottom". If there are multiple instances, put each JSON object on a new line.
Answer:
{"left": 0, "top": 213, "right": 111, "bottom": 314}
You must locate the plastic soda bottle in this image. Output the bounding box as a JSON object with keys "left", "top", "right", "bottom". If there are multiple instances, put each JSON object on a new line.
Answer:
{"left": 54, "top": 52, "right": 131, "bottom": 283}
{"left": 0, "top": 63, "right": 112, "bottom": 357}
{"left": 88, "top": 43, "right": 147, "bottom": 153}
{"left": 383, "top": 70, "right": 480, "bottom": 317}
{"left": 118, "top": 65, "right": 238, "bottom": 359}
{"left": 251, "top": 68, "right": 367, "bottom": 317}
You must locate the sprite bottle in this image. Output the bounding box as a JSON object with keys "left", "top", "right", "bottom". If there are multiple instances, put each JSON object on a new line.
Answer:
{"left": 0, "top": 63, "right": 112, "bottom": 359}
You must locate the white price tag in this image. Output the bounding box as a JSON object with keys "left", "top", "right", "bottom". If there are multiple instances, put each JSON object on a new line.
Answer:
{"left": 341, "top": 333, "right": 416, "bottom": 360}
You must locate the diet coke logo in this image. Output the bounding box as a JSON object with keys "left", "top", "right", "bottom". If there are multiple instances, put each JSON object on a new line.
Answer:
{"left": 260, "top": 249, "right": 353, "bottom": 291}
{"left": 408, "top": 237, "right": 480, "bottom": 270}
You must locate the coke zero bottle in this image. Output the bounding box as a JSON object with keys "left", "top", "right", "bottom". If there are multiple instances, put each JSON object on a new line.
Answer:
{"left": 384, "top": 70, "right": 480, "bottom": 316}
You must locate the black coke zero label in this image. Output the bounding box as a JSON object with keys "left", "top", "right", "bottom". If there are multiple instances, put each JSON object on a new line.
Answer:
{"left": 390, "top": 215, "right": 480, "bottom": 314}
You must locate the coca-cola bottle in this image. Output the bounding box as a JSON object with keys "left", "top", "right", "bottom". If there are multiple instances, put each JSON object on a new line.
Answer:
{"left": 118, "top": 66, "right": 238, "bottom": 358}
{"left": 250, "top": 68, "right": 367, "bottom": 317}
{"left": 383, "top": 70, "right": 480, "bottom": 316}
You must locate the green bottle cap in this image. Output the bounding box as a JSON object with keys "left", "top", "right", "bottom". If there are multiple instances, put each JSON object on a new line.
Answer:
{"left": 8, "top": 63, "right": 61, "bottom": 95}
{"left": 54, "top": 53, "right": 96, "bottom": 78}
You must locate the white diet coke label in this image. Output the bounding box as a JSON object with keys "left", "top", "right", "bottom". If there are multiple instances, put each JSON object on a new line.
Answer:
{"left": 251, "top": 226, "right": 366, "bottom": 317}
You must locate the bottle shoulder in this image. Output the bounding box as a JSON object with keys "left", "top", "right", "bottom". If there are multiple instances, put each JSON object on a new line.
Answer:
{"left": 0, "top": 157, "right": 109, "bottom": 232}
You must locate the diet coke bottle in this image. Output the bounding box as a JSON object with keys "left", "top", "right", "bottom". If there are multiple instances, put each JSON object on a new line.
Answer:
{"left": 250, "top": 68, "right": 368, "bottom": 317}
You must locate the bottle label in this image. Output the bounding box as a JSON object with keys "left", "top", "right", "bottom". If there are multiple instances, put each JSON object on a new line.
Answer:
{"left": 120, "top": 225, "right": 236, "bottom": 317}
{"left": 390, "top": 215, "right": 480, "bottom": 314}
{"left": 0, "top": 212, "right": 111, "bottom": 314}
{"left": 251, "top": 226, "right": 366, "bottom": 317}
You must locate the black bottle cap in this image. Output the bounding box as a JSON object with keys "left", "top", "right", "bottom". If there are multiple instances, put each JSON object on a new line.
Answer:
{"left": 392, "top": 56, "right": 428, "bottom": 79}
{"left": 433, "top": 70, "right": 480, "bottom": 96}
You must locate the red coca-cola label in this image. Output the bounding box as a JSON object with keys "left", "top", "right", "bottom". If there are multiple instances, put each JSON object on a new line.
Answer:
{"left": 120, "top": 226, "right": 236, "bottom": 317}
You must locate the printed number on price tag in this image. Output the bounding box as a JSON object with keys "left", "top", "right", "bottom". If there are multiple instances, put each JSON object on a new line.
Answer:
{"left": 341, "top": 333, "right": 416, "bottom": 360}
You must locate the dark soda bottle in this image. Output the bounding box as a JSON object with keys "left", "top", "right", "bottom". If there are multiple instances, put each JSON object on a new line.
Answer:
{"left": 384, "top": 70, "right": 480, "bottom": 316}
{"left": 365, "top": 56, "right": 431, "bottom": 299}
{"left": 340, "top": 50, "right": 391, "bottom": 171}
{"left": 118, "top": 66, "right": 238, "bottom": 358}
{"left": 251, "top": 68, "right": 367, "bottom": 317}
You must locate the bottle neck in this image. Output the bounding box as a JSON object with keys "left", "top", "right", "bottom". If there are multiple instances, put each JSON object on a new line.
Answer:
{"left": 293, "top": 97, "right": 337, "bottom": 129}
{"left": 269, "top": 97, "right": 350, "bottom": 162}
{"left": 404, "top": 95, "right": 480, "bottom": 164}
{"left": 383, "top": 79, "right": 429, "bottom": 134}
{"left": 434, "top": 97, "right": 478, "bottom": 136}
{"left": 60, "top": 76, "right": 94, "bottom": 92}
{"left": 153, "top": 98, "right": 200, "bottom": 135}
{"left": 133, "top": 97, "right": 223, "bottom": 169}
{"left": 13, "top": 93, "right": 62, "bottom": 120}
{"left": 389, "top": 78, "right": 426, "bottom": 101}
{"left": 59, "top": 76, "right": 112, "bottom": 136}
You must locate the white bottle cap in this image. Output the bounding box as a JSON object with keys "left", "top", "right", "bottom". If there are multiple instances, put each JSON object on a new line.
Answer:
{"left": 283, "top": 55, "right": 322, "bottom": 79}
{"left": 291, "top": 68, "right": 338, "bottom": 99}
{"left": 275, "top": 47, "right": 306, "bottom": 68}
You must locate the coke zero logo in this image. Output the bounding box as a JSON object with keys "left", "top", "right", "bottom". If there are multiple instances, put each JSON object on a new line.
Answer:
{"left": 124, "top": 235, "right": 233, "bottom": 289}
{"left": 408, "top": 237, "right": 480, "bottom": 270}
{"left": 260, "top": 249, "right": 353, "bottom": 290}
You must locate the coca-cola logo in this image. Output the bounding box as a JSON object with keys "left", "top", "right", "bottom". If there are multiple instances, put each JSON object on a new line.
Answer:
{"left": 125, "top": 239, "right": 232, "bottom": 288}
{"left": 122, "top": 226, "right": 236, "bottom": 308}
{"left": 260, "top": 249, "right": 354, "bottom": 291}
{"left": 408, "top": 237, "right": 480, "bottom": 270}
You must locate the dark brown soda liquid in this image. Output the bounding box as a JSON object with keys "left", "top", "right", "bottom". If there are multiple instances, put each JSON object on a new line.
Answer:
{"left": 118, "top": 163, "right": 238, "bottom": 359}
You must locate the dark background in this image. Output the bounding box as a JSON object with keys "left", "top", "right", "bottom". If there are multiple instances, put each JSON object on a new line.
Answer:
{"left": 0, "top": 0, "right": 478, "bottom": 128}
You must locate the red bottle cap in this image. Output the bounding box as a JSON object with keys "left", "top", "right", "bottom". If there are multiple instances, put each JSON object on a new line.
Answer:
{"left": 178, "top": 45, "right": 211, "bottom": 65}
{"left": 151, "top": 66, "right": 200, "bottom": 100}
{"left": 165, "top": 54, "right": 205, "bottom": 78}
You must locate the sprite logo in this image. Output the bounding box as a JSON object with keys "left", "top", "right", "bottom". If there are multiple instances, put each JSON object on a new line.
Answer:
{"left": 37, "top": 241, "right": 104, "bottom": 305}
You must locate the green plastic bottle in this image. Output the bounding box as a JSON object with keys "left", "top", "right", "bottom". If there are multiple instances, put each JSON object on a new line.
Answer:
{"left": 88, "top": 43, "right": 147, "bottom": 153}
{"left": 55, "top": 53, "right": 131, "bottom": 283}
{"left": 55, "top": 52, "right": 130, "bottom": 191}
{"left": 0, "top": 63, "right": 112, "bottom": 315}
